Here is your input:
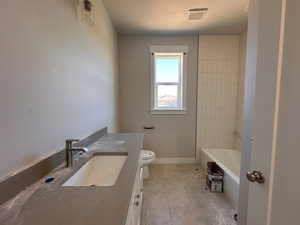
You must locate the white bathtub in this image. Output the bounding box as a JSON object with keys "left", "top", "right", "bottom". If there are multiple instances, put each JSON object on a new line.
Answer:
{"left": 201, "top": 148, "right": 241, "bottom": 208}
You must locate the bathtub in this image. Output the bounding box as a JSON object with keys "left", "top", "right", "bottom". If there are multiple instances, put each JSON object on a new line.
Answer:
{"left": 201, "top": 148, "right": 241, "bottom": 208}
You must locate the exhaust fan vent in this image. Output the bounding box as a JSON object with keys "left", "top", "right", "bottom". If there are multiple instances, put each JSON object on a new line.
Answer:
{"left": 188, "top": 8, "right": 208, "bottom": 20}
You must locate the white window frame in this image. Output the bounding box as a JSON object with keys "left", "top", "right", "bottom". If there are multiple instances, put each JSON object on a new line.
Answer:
{"left": 150, "top": 45, "right": 188, "bottom": 114}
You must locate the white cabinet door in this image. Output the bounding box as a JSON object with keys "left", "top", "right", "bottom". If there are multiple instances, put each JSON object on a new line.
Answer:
{"left": 136, "top": 191, "right": 143, "bottom": 225}
{"left": 132, "top": 168, "right": 142, "bottom": 225}
{"left": 126, "top": 167, "right": 143, "bottom": 225}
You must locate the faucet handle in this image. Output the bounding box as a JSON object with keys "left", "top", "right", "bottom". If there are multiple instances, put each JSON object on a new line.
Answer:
{"left": 66, "top": 139, "right": 80, "bottom": 142}
{"left": 66, "top": 139, "right": 80, "bottom": 147}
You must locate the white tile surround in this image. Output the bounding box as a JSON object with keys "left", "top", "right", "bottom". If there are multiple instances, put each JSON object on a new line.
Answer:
{"left": 236, "top": 32, "right": 247, "bottom": 151}
{"left": 197, "top": 36, "right": 241, "bottom": 160}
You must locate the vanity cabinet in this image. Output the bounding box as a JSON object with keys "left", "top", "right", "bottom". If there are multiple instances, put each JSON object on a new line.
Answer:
{"left": 126, "top": 167, "right": 143, "bottom": 225}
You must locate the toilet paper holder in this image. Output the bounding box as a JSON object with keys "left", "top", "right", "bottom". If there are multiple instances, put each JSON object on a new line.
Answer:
{"left": 143, "top": 126, "right": 155, "bottom": 130}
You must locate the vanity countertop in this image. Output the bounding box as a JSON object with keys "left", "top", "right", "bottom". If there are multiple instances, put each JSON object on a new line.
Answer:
{"left": 1, "top": 133, "right": 144, "bottom": 225}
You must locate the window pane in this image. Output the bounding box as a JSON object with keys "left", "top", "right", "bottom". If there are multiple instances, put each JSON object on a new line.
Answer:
{"left": 155, "top": 57, "right": 180, "bottom": 82}
{"left": 157, "top": 85, "right": 178, "bottom": 108}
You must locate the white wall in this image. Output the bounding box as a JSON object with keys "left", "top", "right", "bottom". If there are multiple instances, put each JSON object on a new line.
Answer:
{"left": 0, "top": 0, "right": 118, "bottom": 181}
{"left": 196, "top": 35, "right": 241, "bottom": 159}
{"left": 118, "top": 35, "right": 198, "bottom": 158}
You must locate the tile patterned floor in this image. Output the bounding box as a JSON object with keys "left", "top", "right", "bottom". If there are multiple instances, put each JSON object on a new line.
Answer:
{"left": 141, "top": 164, "right": 237, "bottom": 225}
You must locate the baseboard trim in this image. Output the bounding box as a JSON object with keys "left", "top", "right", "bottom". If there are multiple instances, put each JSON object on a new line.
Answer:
{"left": 153, "top": 157, "right": 196, "bottom": 164}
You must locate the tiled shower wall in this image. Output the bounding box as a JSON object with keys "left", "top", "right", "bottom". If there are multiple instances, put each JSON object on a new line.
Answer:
{"left": 196, "top": 35, "right": 243, "bottom": 159}
{"left": 236, "top": 32, "right": 247, "bottom": 151}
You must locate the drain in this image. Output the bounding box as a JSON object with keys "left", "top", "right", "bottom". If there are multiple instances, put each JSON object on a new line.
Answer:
{"left": 45, "top": 177, "right": 55, "bottom": 184}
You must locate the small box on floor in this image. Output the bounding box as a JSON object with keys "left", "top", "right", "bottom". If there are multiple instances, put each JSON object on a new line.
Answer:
{"left": 206, "top": 162, "right": 224, "bottom": 193}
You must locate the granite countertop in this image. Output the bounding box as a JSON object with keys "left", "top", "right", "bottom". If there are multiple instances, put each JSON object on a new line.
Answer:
{"left": 0, "top": 133, "right": 144, "bottom": 225}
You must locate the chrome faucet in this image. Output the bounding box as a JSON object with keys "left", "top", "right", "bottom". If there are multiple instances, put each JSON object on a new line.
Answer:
{"left": 66, "top": 139, "right": 88, "bottom": 168}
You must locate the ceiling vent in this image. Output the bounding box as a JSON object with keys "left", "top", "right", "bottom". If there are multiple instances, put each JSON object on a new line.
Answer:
{"left": 188, "top": 8, "right": 208, "bottom": 20}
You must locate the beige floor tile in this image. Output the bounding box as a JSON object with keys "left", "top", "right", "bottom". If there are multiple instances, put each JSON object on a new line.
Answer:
{"left": 142, "top": 164, "right": 236, "bottom": 225}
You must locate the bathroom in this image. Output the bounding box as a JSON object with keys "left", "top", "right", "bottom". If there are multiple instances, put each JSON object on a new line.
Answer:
{"left": 0, "top": 1, "right": 299, "bottom": 225}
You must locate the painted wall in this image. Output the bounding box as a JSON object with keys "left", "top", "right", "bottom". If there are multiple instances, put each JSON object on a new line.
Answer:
{"left": 118, "top": 35, "right": 198, "bottom": 158}
{"left": 196, "top": 35, "right": 241, "bottom": 159}
{"left": 0, "top": 0, "right": 118, "bottom": 181}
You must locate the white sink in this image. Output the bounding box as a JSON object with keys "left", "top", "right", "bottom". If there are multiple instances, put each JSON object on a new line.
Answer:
{"left": 63, "top": 154, "right": 127, "bottom": 187}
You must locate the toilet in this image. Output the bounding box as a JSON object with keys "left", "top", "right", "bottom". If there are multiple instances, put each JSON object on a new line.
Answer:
{"left": 140, "top": 149, "right": 156, "bottom": 179}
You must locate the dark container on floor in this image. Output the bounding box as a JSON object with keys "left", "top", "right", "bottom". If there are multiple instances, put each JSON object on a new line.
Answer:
{"left": 206, "top": 162, "right": 224, "bottom": 193}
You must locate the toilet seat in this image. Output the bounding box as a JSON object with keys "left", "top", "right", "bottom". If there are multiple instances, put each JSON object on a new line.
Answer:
{"left": 142, "top": 150, "right": 155, "bottom": 160}
{"left": 140, "top": 150, "right": 156, "bottom": 166}
{"left": 140, "top": 150, "right": 155, "bottom": 179}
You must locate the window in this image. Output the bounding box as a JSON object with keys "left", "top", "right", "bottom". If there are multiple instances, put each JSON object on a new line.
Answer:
{"left": 150, "top": 46, "right": 188, "bottom": 113}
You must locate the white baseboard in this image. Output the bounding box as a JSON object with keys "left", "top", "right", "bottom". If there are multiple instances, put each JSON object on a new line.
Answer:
{"left": 153, "top": 157, "right": 197, "bottom": 164}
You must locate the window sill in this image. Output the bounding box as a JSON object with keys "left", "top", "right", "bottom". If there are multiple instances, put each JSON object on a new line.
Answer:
{"left": 150, "top": 109, "right": 187, "bottom": 115}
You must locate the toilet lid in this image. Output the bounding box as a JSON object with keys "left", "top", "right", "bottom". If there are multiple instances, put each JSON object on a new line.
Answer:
{"left": 141, "top": 150, "right": 155, "bottom": 160}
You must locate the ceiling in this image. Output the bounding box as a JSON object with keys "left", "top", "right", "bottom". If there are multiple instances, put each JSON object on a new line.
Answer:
{"left": 102, "top": 0, "right": 249, "bottom": 35}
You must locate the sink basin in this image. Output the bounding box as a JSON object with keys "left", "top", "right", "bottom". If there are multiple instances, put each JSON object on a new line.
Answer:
{"left": 63, "top": 154, "right": 127, "bottom": 187}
